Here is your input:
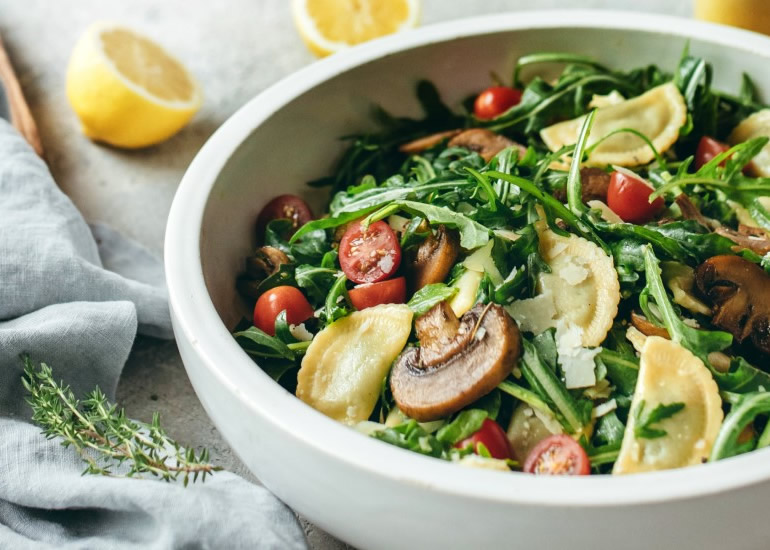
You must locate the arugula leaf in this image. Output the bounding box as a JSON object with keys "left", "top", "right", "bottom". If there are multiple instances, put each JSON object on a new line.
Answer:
{"left": 366, "top": 200, "right": 491, "bottom": 249}
{"left": 407, "top": 283, "right": 458, "bottom": 316}
{"left": 295, "top": 265, "right": 339, "bottom": 305}
{"left": 273, "top": 311, "right": 299, "bottom": 345}
{"left": 498, "top": 380, "right": 558, "bottom": 419}
{"left": 435, "top": 409, "right": 488, "bottom": 445}
{"left": 512, "top": 52, "right": 610, "bottom": 88}
{"left": 641, "top": 246, "right": 770, "bottom": 393}
{"left": 486, "top": 171, "right": 606, "bottom": 249}
{"left": 233, "top": 326, "right": 295, "bottom": 361}
{"left": 566, "top": 109, "right": 597, "bottom": 216}
{"left": 597, "top": 349, "right": 639, "bottom": 396}
{"left": 711, "top": 391, "right": 770, "bottom": 461}
{"left": 519, "top": 338, "right": 590, "bottom": 434}
{"left": 594, "top": 410, "right": 626, "bottom": 447}
{"left": 371, "top": 420, "right": 445, "bottom": 458}
{"left": 633, "top": 400, "right": 685, "bottom": 439}
{"left": 290, "top": 208, "right": 378, "bottom": 244}
{"left": 321, "top": 275, "right": 352, "bottom": 325}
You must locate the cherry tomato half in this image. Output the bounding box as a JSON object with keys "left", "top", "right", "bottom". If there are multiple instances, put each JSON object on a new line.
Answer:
{"left": 473, "top": 86, "right": 522, "bottom": 120}
{"left": 523, "top": 434, "right": 590, "bottom": 476}
{"left": 256, "top": 194, "right": 313, "bottom": 240}
{"left": 454, "top": 418, "right": 512, "bottom": 460}
{"left": 339, "top": 220, "right": 402, "bottom": 284}
{"left": 348, "top": 277, "right": 407, "bottom": 310}
{"left": 695, "top": 136, "right": 730, "bottom": 170}
{"left": 253, "top": 286, "right": 314, "bottom": 336}
{"left": 607, "top": 170, "right": 664, "bottom": 224}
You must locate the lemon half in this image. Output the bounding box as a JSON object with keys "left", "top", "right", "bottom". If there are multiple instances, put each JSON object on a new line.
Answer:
{"left": 66, "top": 22, "right": 202, "bottom": 149}
{"left": 292, "top": 0, "right": 420, "bottom": 57}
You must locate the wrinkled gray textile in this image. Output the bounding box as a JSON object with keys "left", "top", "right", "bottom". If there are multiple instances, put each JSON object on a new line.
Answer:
{"left": 0, "top": 120, "right": 306, "bottom": 549}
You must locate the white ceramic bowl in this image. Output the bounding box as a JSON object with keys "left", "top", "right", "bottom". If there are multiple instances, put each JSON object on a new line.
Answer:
{"left": 166, "top": 11, "right": 770, "bottom": 549}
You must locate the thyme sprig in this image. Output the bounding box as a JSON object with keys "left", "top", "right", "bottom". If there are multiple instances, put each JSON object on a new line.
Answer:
{"left": 22, "top": 356, "right": 221, "bottom": 485}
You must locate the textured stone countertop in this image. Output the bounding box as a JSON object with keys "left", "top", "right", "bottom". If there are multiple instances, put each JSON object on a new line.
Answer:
{"left": 1, "top": 0, "right": 689, "bottom": 547}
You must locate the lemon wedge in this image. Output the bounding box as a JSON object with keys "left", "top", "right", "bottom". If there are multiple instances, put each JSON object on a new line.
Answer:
{"left": 729, "top": 109, "right": 770, "bottom": 177}
{"left": 613, "top": 336, "right": 723, "bottom": 474}
{"left": 292, "top": 0, "right": 420, "bottom": 57}
{"left": 66, "top": 22, "right": 202, "bottom": 148}
{"left": 296, "top": 304, "right": 413, "bottom": 424}
{"left": 540, "top": 82, "right": 687, "bottom": 167}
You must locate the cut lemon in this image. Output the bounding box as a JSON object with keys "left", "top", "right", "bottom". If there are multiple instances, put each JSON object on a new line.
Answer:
{"left": 292, "top": 0, "right": 420, "bottom": 57}
{"left": 541, "top": 82, "right": 687, "bottom": 167}
{"left": 66, "top": 22, "right": 202, "bottom": 149}
{"left": 613, "top": 336, "right": 723, "bottom": 474}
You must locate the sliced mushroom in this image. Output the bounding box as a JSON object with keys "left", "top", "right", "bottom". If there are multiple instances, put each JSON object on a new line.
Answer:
{"left": 553, "top": 167, "right": 611, "bottom": 203}
{"left": 398, "top": 129, "right": 462, "bottom": 154}
{"left": 695, "top": 255, "right": 770, "bottom": 355}
{"left": 714, "top": 226, "right": 770, "bottom": 256}
{"left": 245, "top": 246, "right": 290, "bottom": 279}
{"left": 407, "top": 225, "right": 460, "bottom": 292}
{"left": 237, "top": 246, "right": 291, "bottom": 298}
{"left": 414, "top": 301, "right": 465, "bottom": 367}
{"left": 448, "top": 129, "right": 526, "bottom": 162}
{"left": 390, "top": 303, "right": 521, "bottom": 422}
{"left": 630, "top": 311, "right": 670, "bottom": 339}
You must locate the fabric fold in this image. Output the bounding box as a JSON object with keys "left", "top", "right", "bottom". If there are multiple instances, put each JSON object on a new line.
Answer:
{"left": 0, "top": 119, "right": 306, "bottom": 548}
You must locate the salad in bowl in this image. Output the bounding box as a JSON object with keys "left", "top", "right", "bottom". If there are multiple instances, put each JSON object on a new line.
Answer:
{"left": 232, "top": 47, "right": 770, "bottom": 477}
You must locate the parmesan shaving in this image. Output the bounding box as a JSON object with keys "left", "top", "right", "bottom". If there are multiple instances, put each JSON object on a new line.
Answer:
{"left": 555, "top": 321, "right": 601, "bottom": 389}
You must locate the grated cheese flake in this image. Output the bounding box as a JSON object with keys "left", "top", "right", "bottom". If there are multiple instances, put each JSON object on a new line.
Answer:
{"left": 555, "top": 321, "right": 602, "bottom": 389}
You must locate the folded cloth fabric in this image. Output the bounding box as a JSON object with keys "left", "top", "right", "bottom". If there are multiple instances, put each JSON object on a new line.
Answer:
{"left": 0, "top": 120, "right": 306, "bottom": 549}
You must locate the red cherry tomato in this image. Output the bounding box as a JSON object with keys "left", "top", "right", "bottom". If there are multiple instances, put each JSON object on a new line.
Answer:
{"left": 473, "top": 86, "right": 522, "bottom": 120}
{"left": 339, "top": 221, "right": 402, "bottom": 284}
{"left": 695, "top": 136, "right": 730, "bottom": 170}
{"left": 253, "top": 286, "right": 314, "bottom": 336}
{"left": 607, "top": 170, "right": 664, "bottom": 224}
{"left": 523, "top": 434, "right": 590, "bottom": 475}
{"left": 348, "top": 277, "right": 407, "bottom": 310}
{"left": 256, "top": 194, "right": 313, "bottom": 240}
{"left": 454, "top": 418, "right": 512, "bottom": 460}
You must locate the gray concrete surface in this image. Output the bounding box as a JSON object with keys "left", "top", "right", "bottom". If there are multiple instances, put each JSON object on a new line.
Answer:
{"left": 1, "top": 1, "right": 690, "bottom": 547}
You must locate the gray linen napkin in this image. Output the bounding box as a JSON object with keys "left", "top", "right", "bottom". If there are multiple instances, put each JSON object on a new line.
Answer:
{"left": 0, "top": 119, "right": 306, "bottom": 549}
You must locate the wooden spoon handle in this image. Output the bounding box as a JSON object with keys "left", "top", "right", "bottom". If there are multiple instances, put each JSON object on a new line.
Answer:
{"left": 0, "top": 34, "right": 44, "bottom": 157}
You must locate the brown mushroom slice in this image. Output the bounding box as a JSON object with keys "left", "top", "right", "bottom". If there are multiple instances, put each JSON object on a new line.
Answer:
{"left": 695, "top": 255, "right": 770, "bottom": 355}
{"left": 245, "top": 246, "right": 290, "bottom": 279}
{"left": 407, "top": 225, "right": 460, "bottom": 292}
{"left": 714, "top": 226, "right": 770, "bottom": 256}
{"left": 390, "top": 303, "right": 521, "bottom": 422}
{"left": 553, "top": 167, "right": 611, "bottom": 203}
{"left": 238, "top": 246, "right": 291, "bottom": 298}
{"left": 414, "top": 301, "right": 466, "bottom": 367}
{"left": 630, "top": 311, "right": 670, "bottom": 339}
{"left": 398, "top": 129, "right": 462, "bottom": 154}
{"left": 448, "top": 129, "right": 526, "bottom": 163}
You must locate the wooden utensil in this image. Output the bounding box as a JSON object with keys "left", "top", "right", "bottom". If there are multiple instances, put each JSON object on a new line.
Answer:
{"left": 0, "top": 33, "right": 44, "bottom": 156}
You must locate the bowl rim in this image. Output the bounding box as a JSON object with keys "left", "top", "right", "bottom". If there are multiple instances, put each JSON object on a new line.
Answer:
{"left": 166, "top": 9, "right": 770, "bottom": 507}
